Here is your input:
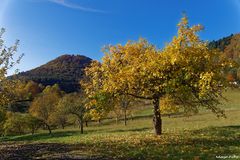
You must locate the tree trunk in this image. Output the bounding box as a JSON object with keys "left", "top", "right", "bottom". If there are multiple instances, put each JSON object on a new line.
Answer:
{"left": 124, "top": 109, "right": 127, "bottom": 126}
{"left": 85, "top": 121, "right": 88, "bottom": 127}
{"left": 46, "top": 124, "right": 52, "bottom": 135}
{"left": 153, "top": 97, "right": 162, "bottom": 135}
{"left": 78, "top": 119, "right": 81, "bottom": 129}
{"left": 61, "top": 123, "right": 65, "bottom": 129}
{"left": 80, "top": 119, "right": 84, "bottom": 134}
{"left": 77, "top": 116, "right": 84, "bottom": 134}
{"left": 31, "top": 125, "right": 35, "bottom": 135}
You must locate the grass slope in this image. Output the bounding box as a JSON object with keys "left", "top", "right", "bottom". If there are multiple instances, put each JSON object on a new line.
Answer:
{"left": 0, "top": 89, "right": 239, "bottom": 159}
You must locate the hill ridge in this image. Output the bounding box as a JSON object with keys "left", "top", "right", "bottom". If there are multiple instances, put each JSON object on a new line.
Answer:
{"left": 15, "top": 54, "right": 92, "bottom": 93}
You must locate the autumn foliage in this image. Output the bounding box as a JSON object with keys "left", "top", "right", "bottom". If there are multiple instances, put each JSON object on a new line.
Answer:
{"left": 83, "top": 16, "right": 232, "bottom": 135}
{"left": 0, "top": 16, "right": 235, "bottom": 136}
{"left": 0, "top": 28, "right": 23, "bottom": 107}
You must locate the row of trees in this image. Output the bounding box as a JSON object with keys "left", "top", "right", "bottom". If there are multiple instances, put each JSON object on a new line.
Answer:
{"left": 30, "top": 84, "right": 97, "bottom": 134}
{"left": 0, "top": 84, "right": 138, "bottom": 135}
{"left": 29, "top": 84, "right": 138, "bottom": 134}
{"left": 0, "top": 78, "right": 138, "bottom": 135}
{"left": 0, "top": 83, "right": 88, "bottom": 135}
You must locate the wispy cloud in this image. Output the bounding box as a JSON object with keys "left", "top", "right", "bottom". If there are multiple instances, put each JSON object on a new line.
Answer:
{"left": 48, "top": 0, "right": 105, "bottom": 13}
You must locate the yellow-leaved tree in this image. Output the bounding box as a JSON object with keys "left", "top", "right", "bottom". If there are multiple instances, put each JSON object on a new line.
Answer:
{"left": 29, "top": 84, "right": 63, "bottom": 134}
{"left": 83, "top": 16, "right": 231, "bottom": 135}
{"left": 57, "top": 93, "right": 88, "bottom": 134}
{"left": 0, "top": 28, "right": 23, "bottom": 107}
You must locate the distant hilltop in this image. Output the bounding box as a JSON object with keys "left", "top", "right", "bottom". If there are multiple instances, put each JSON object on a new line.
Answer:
{"left": 13, "top": 54, "right": 92, "bottom": 93}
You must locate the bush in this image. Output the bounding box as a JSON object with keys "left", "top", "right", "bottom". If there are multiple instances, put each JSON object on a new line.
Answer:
{"left": 24, "top": 114, "right": 42, "bottom": 135}
{"left": 3, "top": 112, "right": 41, "bottom": 136}
{"left": 3, "top": 112, "right": 27, "bottom": 135}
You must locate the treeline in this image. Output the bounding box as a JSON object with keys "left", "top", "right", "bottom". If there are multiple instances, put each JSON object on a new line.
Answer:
{"left": 1, "top": 81, "right": 142, "bottom": 136}
{"left": 208, "top": 34, "right": 234, "bottom": 51}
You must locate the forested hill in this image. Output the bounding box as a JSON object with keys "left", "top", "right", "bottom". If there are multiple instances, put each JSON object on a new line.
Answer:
{"left": 14, "top": 54, "right": 92, "bottom": 93}
{"left": 209, "top": 33, "right": 240, "bottom": 81}
{"left": 208, "top": 33, "right": 240, "bottom": 59}
{"left": 208, "top": 34, "right": 235, "bottom": 51}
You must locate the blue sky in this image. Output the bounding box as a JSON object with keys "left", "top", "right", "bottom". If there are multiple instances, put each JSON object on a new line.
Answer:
{"left": 0, "top": 0, "right": 239, "bottom": 73}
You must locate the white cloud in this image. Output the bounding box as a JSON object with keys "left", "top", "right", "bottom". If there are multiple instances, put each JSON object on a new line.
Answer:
{"left": 48, "top": 0, "right": 105, "bottom": 13}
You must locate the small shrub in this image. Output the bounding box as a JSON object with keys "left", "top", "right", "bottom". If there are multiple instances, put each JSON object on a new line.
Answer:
{"left": 3, "top": 112, "right": 27, "bottom": 135}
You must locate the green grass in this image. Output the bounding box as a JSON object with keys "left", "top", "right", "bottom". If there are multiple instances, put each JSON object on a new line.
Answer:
{"left": 0, "top": 89, "right": 240, "bottom": 159}
{"left": 220, "top": 89, "right": 240, "bottom": 109}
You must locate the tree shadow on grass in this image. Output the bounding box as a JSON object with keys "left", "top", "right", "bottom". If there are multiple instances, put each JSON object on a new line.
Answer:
{"left": 108, "top": 127, "right": 151, "bottom": 133}
{"left": 1, "top": 130, "right": 81, "bottom": 142}
{"left": 191, "top": 125, "right": 240, "bottom": 137}
{"left": 0, "top": 125, "right": 239, "bottom": 160}
{"left": 0, "top": 126, "right": 151, "bottom": 143}
{"left": 162, "top": 125, "right": 240, "bottom": 159}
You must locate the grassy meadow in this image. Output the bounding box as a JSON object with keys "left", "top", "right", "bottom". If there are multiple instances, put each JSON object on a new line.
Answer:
{"left": 0, "top": 89, "right": 239, "bottom": 159}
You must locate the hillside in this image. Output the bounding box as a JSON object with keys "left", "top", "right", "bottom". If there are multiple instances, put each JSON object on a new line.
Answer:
{"left": 209, "top": 33, "right": 240, "bottom": 81}
{"left": 14, "top": 54, "right": 92, "bottom": 93}
{"left": 208, "top": 34, "right": 234, "bottom": 51}
{"left": 208, "top": 33, "right": 240, "bottom": 59}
